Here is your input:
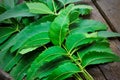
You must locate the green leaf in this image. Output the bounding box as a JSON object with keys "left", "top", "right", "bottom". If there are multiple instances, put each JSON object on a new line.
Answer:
{"left": 26, "top": 2, "right": 54, "bottom": 14}
{"left": 46, "top": 0, "right": 54, "bottom": 11}
{"left": 0, "top": 35, "right": 16, "bottom": 69}
{"left": 1, "top": 21, "right": 51, "bottom": 54}
{"left": 65, "top": 33, "right": 86, "bottom": 51}
{"left": 49, "top": 4, "right": 73, "bottom": 46}
{"left": 79, "top": 41, "right": 112, "bottom": 58}
{"left": 70, "top": 19, "right": 107, "bottom": 34}
{"left": 3, "top": 0, "right": 15, "bottom": 9}
{"left": 11, "top": 21, "right": 51, "bottom": 52}
{"left": 58, "top": 0, "right": 80, "bottom": 5}
{"left": 36, "top": 59, "right": 70, "bottom": 80}
{"left": 65, "top": 32, "right": 102, "bottom": 52}
{"left": 10, "top": 52, "right": 38, "bottom": 80}
{"left": 0, "top": 27, "right": 17, "bottom": 44}
{"left": 69, "top": 10, "right": 80, "bottom": 24}
{"left": 19, "top": 32, "right": 50, "bottom": 54}
{"left": 72, "top": 5, "right": 93, "bottom": 15}
{"left": 27, "top": 46, "right": 66, "bottom": 80}
{"left": 0, "top": 3, "right": 35, "bottom": 21}
{"left": 82, "top": 52, "right": 120, "bottom": 67}
{"left": 98, "top": 31, "right": 120, "bottom": 38}
{"left": 47, "top": 62, "right": 81, "bottom": 80}
{"left": 3, "top": 54, "right": 22, "bottom": 71}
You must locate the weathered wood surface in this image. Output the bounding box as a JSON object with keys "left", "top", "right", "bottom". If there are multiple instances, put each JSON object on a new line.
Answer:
{"left": 83, "top": 0, "right": 120, "bottom": 80}
{"left": 93, "top": 0, "right": 120, "bottom": 33}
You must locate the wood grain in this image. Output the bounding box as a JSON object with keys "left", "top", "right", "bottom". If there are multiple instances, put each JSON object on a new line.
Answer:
{"left": 93, "top": 0, "right": 120, "bottom": 33}
{"left": 91, "top": 0, "right": 120, "bottom": 80}
{"left": 81, "top": 0, "right": 120, "bottom": 80}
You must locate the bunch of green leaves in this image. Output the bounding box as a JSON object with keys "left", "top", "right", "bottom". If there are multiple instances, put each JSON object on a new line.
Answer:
{"left": 0, "top": 0, "right": 120, "bottom": 80}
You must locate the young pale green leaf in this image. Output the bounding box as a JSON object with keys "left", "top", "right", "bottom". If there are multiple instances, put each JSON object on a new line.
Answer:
{"left": 58, "top": 0, "right": 80, "bottom": 5}
{"left": 18, "top": 32, "right": 50, "bottom": 54}
{"left": 47, "top": 62, "right": 81, "bottom": 80}
{"left": 79, "top": 41, "right": 112, "bottom": 58}
{"left": 26, "top": 2, "right": 54, "bottom": 14}
{"left": 98, "top": 31, "right": 120, "bottom": 38}
{"left": 82, "top": 52, "right": 120, "bottom": 68}
{"left": 49, "top": 4, "right": 74, "bottom": 46}
{"left": 10, "top": 52, "right": 38, "bottom": 80}
{"left": 0, "top": 3, "right": 35, "bottom": 22}
{"left": 3, "top": 54, "right": 22, "bottom": 72}
{"left": 27, "top": 46, "right": 66, "bottom": 80}
{"left": 65, "top": 33, "right": 86, "bottom": 51}
{"left": 0, "top": 27, "right": 17, "bottom": 44}
{"left": 70, "top": 19, "right": 107, "bottom": 34}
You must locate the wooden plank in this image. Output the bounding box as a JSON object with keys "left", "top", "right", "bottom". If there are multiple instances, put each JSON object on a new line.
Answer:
{"left": 87, "top": 66, "right": 106, "bottom": 80}
{"left": 91, "top": 0, "right": 120, "bottom": 80}
{"left": 98, "top": 40, "right": 120, "bottom": 80}
{"left": 81, "top": 0, "right": 120, "bottom": 80}
{"left": 93, "top": 0, "right": 120, "bottom": 33}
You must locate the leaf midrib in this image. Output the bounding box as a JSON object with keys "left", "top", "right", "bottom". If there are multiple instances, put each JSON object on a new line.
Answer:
{"left": 83, "top": 57, "right": 117, "bottom": 67}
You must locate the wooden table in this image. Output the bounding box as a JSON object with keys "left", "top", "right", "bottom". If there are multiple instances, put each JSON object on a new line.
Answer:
{"left": 82, "top": 0, "right": 120, "bottom": 80}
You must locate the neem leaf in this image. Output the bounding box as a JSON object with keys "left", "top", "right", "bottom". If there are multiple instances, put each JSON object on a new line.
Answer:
{"left": 3, "top": 0, "right": 15, "bottom": 9}
{"left": 65, "top": 33, "right": 86, "bottom": 51}
{"left": 65, "top": 32, "right": 102, "bottom": 52}
{"left": 0, "top": 3, "right": 35, "bottom": 22}
{"left": 3, "top": 54, "right": 22, "bottom": 72}
{"left": 26, "top": 2, "right": 54, "bottom": 14}
{"left": 19, "top": 32, "right": 50, "bottom": 54}
{"left": 82, "top": 52, "right": 120, "bottom": 68}
{"left": 69, "top": 10, "right": 80, "bottom": 24}
{"left": 0, "top": 27, "right": 17, "bottom": 44}
{"left": 46, "top": 0, "right": 54, "bottom": 11}
{"left": 58, "top": 0, "right": 80, "bottom": 5}
{"left": 49, "top": 4, "right": 74, "bottom": 46}
{"left": 72, "top": 5, "right": 93, "bottom": 15}
{"left": 10, "top": 53, "right": 38, "bottom": 80}
{"left": 36, "top": 59, "right": 70, "bottom": 80}
{"left": 0, "top": 35, "right": 16, "bottom": 69}
{"left": 98, "top": 31, "right": 120, "bottom": 38}
{"left": 70, "top": 19, "right": 107, "bottom": 34}
{"left": 79, "top": 41, "right": 112, "bottom": 58}
{"left": 27, "top": 46, "right": 66, "bottom": 80}
{"left": 47, "top": 62, "right": 81, "bottom": 80}
{"left": 11, "top": 22, "right": 51, "bottom": 53}
{"left": 1, "top": 21, "right": 51, "bottom": 55}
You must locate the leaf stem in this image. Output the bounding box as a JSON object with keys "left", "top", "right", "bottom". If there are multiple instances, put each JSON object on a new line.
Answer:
{"left": 68, "top": 53, "right": 94, "bottom": 80}
{"left": 52, "top": 0, "right": 57, "bottom": 15}
{"left": 83, "top": 69, "right": 94, "bottom": 80}
{"left": 74, "top": 73, "right": 83, "bottom": 80}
